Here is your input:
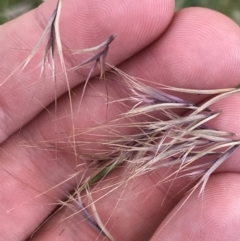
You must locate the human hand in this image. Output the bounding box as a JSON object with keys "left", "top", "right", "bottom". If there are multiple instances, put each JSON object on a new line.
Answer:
{"left": 1, "top": 0, "right": 240, "bottom": 240}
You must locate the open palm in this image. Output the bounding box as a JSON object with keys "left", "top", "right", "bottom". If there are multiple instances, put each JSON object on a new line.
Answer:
{"left": 1, "top": 0, "right": 240, "bottom": 240}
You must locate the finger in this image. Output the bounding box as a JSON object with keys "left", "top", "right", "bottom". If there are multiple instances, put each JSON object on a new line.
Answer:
{"left": 150, "top": 174, "right": 240, "bottom": 240}
{"left": 0, "top": 0, "right": 174, "bottom": 143}
{"left": 121, "top": 7, "right": 240, "bottom": 102}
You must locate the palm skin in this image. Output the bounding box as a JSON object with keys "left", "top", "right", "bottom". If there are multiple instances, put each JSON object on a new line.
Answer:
{"left": 0, "top": 0, "right": 240, "bottom": 240}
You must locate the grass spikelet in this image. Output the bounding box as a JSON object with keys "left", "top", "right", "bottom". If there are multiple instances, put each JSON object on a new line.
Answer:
{"left": 17, "top": 66, "right": 240, "bottom": 238}
{"left": 73, "top": 34, "right": 116, "bottom": 109}
{"left": 67, "top": 72, "right": 240, "bottom": 238}
{"left": 0, "top": 1, "right": 58, "bottom": 86}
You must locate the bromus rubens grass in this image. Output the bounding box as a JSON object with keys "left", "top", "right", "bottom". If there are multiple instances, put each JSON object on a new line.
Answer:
{"left": 3, "top": 1, "right": 240, "bottom": 240}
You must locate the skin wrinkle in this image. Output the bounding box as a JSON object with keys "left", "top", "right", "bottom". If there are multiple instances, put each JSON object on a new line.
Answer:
{"left": 0, "top": 103, "right": 12, "bottom": 143}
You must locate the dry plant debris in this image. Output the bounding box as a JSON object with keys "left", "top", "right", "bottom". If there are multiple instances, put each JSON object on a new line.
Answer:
{"left": 7, "top": 1, "right": 240, "bottom": 240}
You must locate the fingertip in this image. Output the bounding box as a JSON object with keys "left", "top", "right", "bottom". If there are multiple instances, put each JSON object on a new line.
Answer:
{"left": 159, "top": 7, "right": 240, "bottom": 88}
{"left": 151, "top": 174, "right": 240, "bottom": 241}
{"left": 119, "top": 7, "right": 240, "bottom": 91}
